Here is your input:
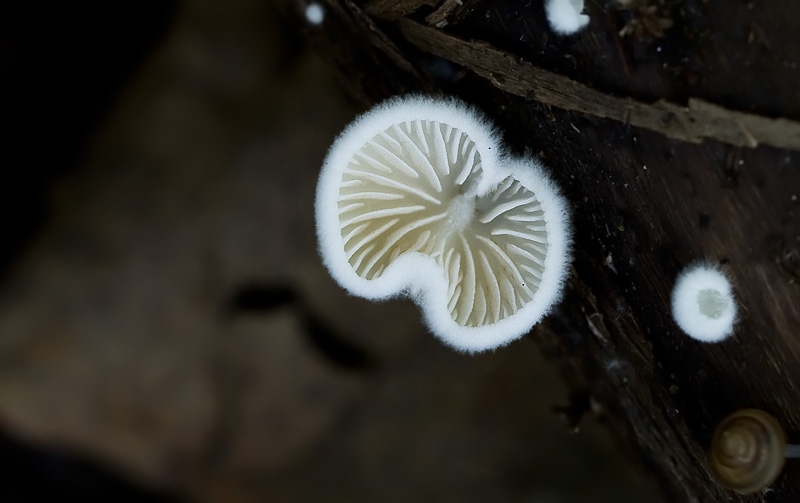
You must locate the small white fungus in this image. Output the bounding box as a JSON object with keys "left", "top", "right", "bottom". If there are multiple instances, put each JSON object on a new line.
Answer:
{"left": 545, "top": 0, "right": 590, "bottom": 35}
{"left": 315, "top": 96, "right": 572, "bottom": 352}
{"left": 671, "top": 263, "right": 737, "bottom": 343}
{"left": 305, "top": 3, "right": 324, "bottom": 25}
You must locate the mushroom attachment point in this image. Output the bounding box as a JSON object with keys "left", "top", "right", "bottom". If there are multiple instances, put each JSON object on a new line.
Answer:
{"left": 545, "top": 0, "right": 590, "bottom": 35}
{"left": 670, "top": 263, "right": 737, "bottom": 342}
{"left": 315, "top": 96, "right": 572, "bottom": 352}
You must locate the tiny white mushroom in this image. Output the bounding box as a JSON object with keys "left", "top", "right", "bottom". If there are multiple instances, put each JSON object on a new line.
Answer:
{"left": 545, "top": 0, "right": 590, "bottom": 35}
{"left": 315, "top": 96, "right": 572, "bottom": 352}
{"left": 671, "top": 263, "right": 737, "bottom": 342}
{"left": 305, "top": 3, "right": 324, "bottom": 25}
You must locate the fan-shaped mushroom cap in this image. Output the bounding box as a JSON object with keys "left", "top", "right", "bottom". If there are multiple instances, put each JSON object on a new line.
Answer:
{"left": 671, "top": 263, "right": 738, "bottom": 342}
{"left": 315, "top": 96, "right": 572, "bottom": 352}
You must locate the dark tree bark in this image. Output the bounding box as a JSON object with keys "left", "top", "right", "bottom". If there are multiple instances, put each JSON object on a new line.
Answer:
{"left": 289, "top": 0, "right": 800, "bottom": 501}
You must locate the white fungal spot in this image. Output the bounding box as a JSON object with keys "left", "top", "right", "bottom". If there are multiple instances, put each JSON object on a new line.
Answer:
{"left": 305, "top": 3, "right": 324, "bottom": 25}
{"left": 316, "top": 96, "right": 572, "bottom": 352}
{"left": 671, "top": 263, "right": 737, "bottom": 343}
{"left": 545, "top": 0, "right": 590, "bottom": 35}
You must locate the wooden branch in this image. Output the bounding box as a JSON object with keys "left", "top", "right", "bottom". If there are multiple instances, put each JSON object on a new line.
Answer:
{"left": 342, "top": 0, "right": 419, "bottom": 75}
{"left": 364, "top": 0, "right": 485, "bottom": 25}
{"left": 398, "top": 20, "right": 800, "bottom": 152}
{"left": 363, "top": 0, "right": 438, "bottom": 20}
{"left": 424, "top": 0, "right": 463, "bottom": 26}
{"left": 425, "top": 0, "right": 485, "bottom": 27}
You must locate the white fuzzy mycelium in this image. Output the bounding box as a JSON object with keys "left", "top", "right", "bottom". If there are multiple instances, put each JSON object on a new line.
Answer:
{"left": 315, "top": 96, "right": 572, "bottom": 352}
{"left": 545, "top": 0, "right": 590, "bottom": 35}
{"left": 671, "top": 263, "right": 738, "bottom": 343}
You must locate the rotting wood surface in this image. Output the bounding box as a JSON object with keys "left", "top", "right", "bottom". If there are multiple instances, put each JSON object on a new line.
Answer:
{"left": 398, "top": 20, "right": 800, "bottom": 151}
{"left": 292, "top": 0, "right": 800, "bottom": 501}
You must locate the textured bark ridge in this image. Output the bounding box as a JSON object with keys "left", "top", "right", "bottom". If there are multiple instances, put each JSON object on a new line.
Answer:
{"left": 295, "top": 0, "right": 800, "bottom": 501}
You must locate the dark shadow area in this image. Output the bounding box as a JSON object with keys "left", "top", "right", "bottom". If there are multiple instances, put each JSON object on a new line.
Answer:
{"left": 0, "top": 428, "right": 183, "bottom": 502}
{"left": 0, "top": 1, "right": 179, "bottom": 278}
{"left": 226, "top": 283, "right": 373, "bottom": 371}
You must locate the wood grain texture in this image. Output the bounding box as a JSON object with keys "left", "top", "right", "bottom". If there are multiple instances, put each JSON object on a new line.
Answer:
{"left": 362, "top": 0, "right": 484, "bottom": 26}
{"left": 398, "top": 20, "right": 800, "bottom": 151}
{"left": 362, "top": 0, "right": 438, "bottom": 20}
{"left": 297, "top": 0, "right": 800, "bottom": 501}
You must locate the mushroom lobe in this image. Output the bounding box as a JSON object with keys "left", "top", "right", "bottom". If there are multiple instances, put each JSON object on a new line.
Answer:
{"left": 338, "top": 119, "right": 548, "bottom": 328}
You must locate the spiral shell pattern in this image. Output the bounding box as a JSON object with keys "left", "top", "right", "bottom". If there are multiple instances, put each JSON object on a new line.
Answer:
{"left": 709, "top": 409, "right": 788, "bottom": 494}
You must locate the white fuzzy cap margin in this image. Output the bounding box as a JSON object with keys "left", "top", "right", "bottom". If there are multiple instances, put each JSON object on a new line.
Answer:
{"left": 315, "top": 95, "right": 572, "bottom": 353}
{"left": 671, "top": 263, "right": 738, "bottom": 343}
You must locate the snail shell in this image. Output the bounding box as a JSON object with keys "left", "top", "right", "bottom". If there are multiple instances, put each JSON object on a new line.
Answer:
{"left": 709, "top": 409, "right": 787, "bottom": 494}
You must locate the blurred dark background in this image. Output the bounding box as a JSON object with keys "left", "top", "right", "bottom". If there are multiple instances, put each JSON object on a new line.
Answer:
{"left": 0, "top": 1, "right": 656, "bottom": 501}
{"left": 1, "top": 1, "right": 179, "bottom": 276}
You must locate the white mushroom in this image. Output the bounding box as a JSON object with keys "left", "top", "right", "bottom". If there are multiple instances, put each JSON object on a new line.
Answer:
{"left": 545, "top": 0, "right": 590, "bottom": 35}
{"left": 671, "top": 263, "right": 738, "bottom": 342}
{"left": 304, "top": 3, "right": 324, "bottom": 25}
{"left": 315, "top": 96, "right": 572, "bottom": 352}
